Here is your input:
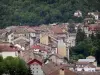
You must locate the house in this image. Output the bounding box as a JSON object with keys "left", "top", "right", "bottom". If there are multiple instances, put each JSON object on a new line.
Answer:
{"left": 86, "top": 56, "right": 97, "bottom": 67}
{"left": 67, "top": 33, "right": 76, "bottom": 47}
{"left": 83, "top": 24, "right": 100, "bottom": 37}
{"left": 12, "top": 36, "right": 30, "bottom": 50}
{"left": 0, "top": 29, "right": 9, "bottom": 42}
{"left": 88, "top": 24, "right": 100, "bottom": 32}
{"left": 31, "top": 45, "right": 48, "bottom": 58}
{"left": 66, "top": 64, "right": 75, "bottom": 71}
{"left": 40, "top": 35, "right": 50, "bottom": 45}
{"left": 42, "top": 62, "right": 77, "bottom": 75}
{"left": 78, "top": 56, "right": 97, "bottom": 67}
{"left": 78, "top": 59, "right": 97, "bottom": 67}
{"left": 88, "top": 12, "right": 100, "bottom": 20}
{"left": 74, "top": 10, "right": 82, "bottom": 17}
{"left": 6, "top": 26, "right": 37, "bottom": 46}
{"left": 27, "top": 56, "right": 44, "bottom": 75}
{"left": 84, "top": 18, "right": 95, "bottom": 25}
{"left": 0, "top": 43, "right": 20, "bottom": 58}
{"left": 50, "top": 25, "right": 68, "bottom": 42}
{"left": 76, "top": 71, "right": 100, "bottom": 75}
{"left": 57, "top": 40, "right": 67, "bottom": 57}
{"left": 75, "top": 62, "right": 96, "bottom": 72}
{"left": 40, "top": 34, "right": 58, "bottom": 54}
{"left": 44, "top": 54, "right": 66, "bottom": 65}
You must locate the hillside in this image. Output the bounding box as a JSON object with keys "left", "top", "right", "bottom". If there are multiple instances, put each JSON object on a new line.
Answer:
{"left": 0, "top": 0, "right": 100, "bottom": 28}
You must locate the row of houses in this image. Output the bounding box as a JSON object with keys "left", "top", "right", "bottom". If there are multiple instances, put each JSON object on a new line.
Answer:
{"left": 0, "top": 11, "right": 100, "bottom": 75}
{"left": 0, "top": 24, "right": 77, "bottom": 75}
{"left": 0, "top": 24, "right": 76, "bottom": 59}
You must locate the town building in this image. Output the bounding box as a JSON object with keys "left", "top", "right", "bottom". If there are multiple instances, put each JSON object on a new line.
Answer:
{"left": 27, "top": 56, "right": 44, "bottom": 75}
{"left": 0, "top": 43, "right": 20, "bottom": 58}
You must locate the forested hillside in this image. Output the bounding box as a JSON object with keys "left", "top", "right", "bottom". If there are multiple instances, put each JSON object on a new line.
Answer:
{"left": 0, "top": 0, "right": 100, "bottom": 28}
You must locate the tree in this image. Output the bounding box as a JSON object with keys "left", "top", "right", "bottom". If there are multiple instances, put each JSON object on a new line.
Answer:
{"left": 0, "top": 56, "right": 6, "bottom": 75}
{"left": 0, "top": 62, "right": 6, "bottom": 75}
{"left": 76, "top": 28, "right": 86, "bottom": 44}
{"left": 3, "top": 56, "right": 28, "bottom": 75}
{"left": 0, "top": 55, "right": 3, "bottom": 62}
{"left": 94, "top": 31, "right": 100, "bottom": 65}
{"left": 70, "top": 38, "right": 97, "bottom": 60}
{"left": 90, "top": 32, "right": 96, "bottom": 41}
{"left": 68, "top": 19, "right": 76, "bottom": 33}
{"left": 0, "top": 0, "right": 100, "bottom": 28}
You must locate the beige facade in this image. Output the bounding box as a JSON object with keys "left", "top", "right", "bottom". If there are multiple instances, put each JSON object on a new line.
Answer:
{"left": 59, "top": 69, "right": 64, "bottom": 75}
{"left": 40, "top": 35, "right": 49, "bottom": 45}
{"left": 57, "top": 40, "right": 67, "bottom": 57}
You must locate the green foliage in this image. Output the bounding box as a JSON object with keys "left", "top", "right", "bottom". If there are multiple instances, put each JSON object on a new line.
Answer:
{"left": 76, "top": 28, "right": 87, "bottom": 44}
{"left": 0, "top": 55, "right": 3, "bottom": 62}
{"left": 70, "top": 38, "right": 97, "bottom": 61}
{"left": 68, "top": 19, "right": 76, "bottom": 33}
{"left": 0, "top": 0, "right": 100, "bottom": 28}
{"left": 71, "top": 30, "right": 100, "bottom": 65}
{"left": 0, "top": 56, "right": 28, "bottom": 75}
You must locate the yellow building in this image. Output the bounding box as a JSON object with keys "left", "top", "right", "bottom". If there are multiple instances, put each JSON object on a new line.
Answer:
{"left": 40, "top": 34, "right": 50, "bottom": 45}
{"left": 57, "top": 40, "right": 67, "bottom": 57}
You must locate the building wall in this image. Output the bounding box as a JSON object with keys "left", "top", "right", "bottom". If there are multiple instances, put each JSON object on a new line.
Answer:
{"left": 84, "top": 27, "right": 89, "bottom": 37}
{"left": 93, "top": 62, "right": 97, "bottom": 67}
{"left": 67, "top": 33, "right": 76, "bottom": 47}
{"left": 0, "top": 51, "right": 18, "bottom": 58}
{"left": 58, "top": 40, "right": 67, "bottom": 57}
{"left": 30, "top": 33, "right": 36, "bottom": 46}
{"left": 8, "top": 33, "right": 14, "bottom": 43}
{"left": 40, "top": 35, "right": 49, "bottom": 45}
{"left": 30, "top": 63, "right": 44, "bottom": 75}
{"left": 76, "top": 68, "right": 82, "bottom": 71}
{"left": 76, "top": 67, "right": 95, "bottom": 72}
{"left": 84, "top": 67, "right": 95, "bottom": 72}
{"left": 33, "top": 49, "right": 47, "bottom": 58}
{"left": 59, "top": 69, "right": 64, "bottom": 75}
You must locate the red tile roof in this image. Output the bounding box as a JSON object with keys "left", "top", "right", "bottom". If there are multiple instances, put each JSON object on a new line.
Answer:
{"left": 88, "top": 24, "right": 100, "bottom": 31}
{"left": 51, "top": 25, "right": 67, "bottom": 34}
{"left": 0, "top": 44, "right": 19, "bottom": 52}
{"left": 76, "top": 62, "right": 89, "bottom": 65}
{"left": 31, "top": 45, "right": 48, "bottom": 52}
{"left": 42, "top": 62, "right": 77, "bottom": 75}
{"left": 76, "top": 72, "right": 100, "bottom": 75}
{"left": 27, "top": 59, "right": 42, "bottom": 66}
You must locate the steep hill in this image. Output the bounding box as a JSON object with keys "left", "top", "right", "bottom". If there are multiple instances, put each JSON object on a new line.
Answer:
{"left": 0, "top": 0, "right": 100, "bottom": 28}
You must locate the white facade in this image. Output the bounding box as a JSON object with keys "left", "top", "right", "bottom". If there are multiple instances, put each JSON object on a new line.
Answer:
{"left": 78, "top": 59, "right": 95, "bottom": 62}
{"left": 30, "top": 33, "right": 36, "bottom": 46}
{"left": 15, "top": 44, "right": 25, "bottom": 50}
{"left": 74, "top": 10, "right": 82, "bottom": 17}
{"left": 0, "top": 51, "right": 18, "bottom": 58}
{"left": 88, "top": 12, "right": 99, "bottom": 20}
{"left": 84, "top": 67, "right": 95, "bottom": 72}
{"left": 8, "top": 33, "right": 14, "bottom": 43}
{"left": 76, "top": 67, "right": 95, "bottom": 72}
{"left": 67, "top": 33, "right": 76, "bottom": 47}
{"left": 76, "top": 68, "right": 82, "bottom": 71}
{"left": 84, "top": 27, "right": 89, "bottom": 37}
{"left": 30, "top": 63, "right": 44, "bottom": 75}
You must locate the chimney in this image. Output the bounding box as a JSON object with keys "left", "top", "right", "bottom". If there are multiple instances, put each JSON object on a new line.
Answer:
{"left": 59, "top": 68, "right": 65, "bottom": 75}
{"left": 9, "top": 43, "right": 14, "bottom": 48}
